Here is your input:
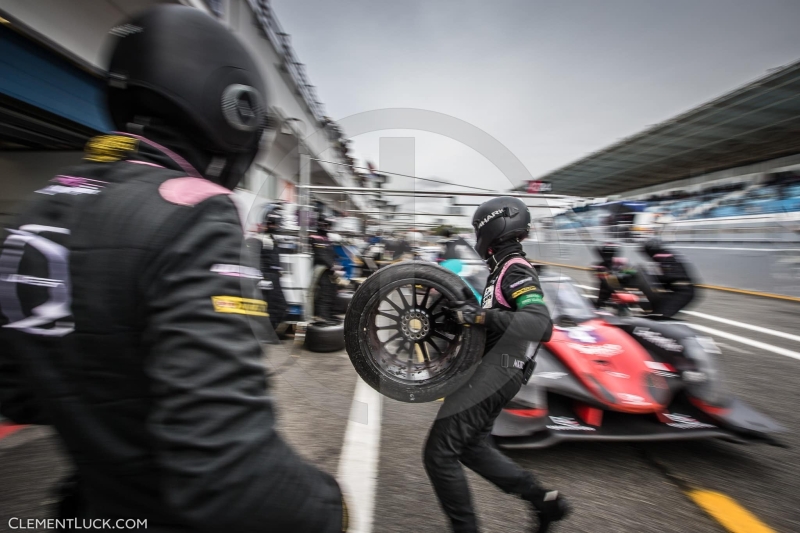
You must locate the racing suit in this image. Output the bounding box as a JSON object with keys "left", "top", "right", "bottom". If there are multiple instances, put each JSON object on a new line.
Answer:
{"left": 309, "top": 232, "right": 338, "bottom": 321}
{"left": 424, "top": 244, "right": 553, "bottom": 533}
{"left": 0, "top": 131, "right": 344, "bottom": 532}
{"left": 253, "top": 231, "right": 288, "bottom": 329}
{"left": 438, "top": 236, "right": 460, "bottom": 262}
{"left": 642, "top": 251, "right": 695, "bottom": 318}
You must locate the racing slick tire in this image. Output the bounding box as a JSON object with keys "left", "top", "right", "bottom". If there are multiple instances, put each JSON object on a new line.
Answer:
{"left": 335, "top": 290, "right": 354, "bottom": 315}
{"left": 305, "top": 320, "right": 345, "bottom": 353}
{"left": 344, "top": 261, "right": 485, "bottom": 403}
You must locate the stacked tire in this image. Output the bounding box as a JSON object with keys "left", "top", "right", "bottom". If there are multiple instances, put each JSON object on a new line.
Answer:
{"left": 304, "top": 320, "right": 345, "bottom": 353}
{"left": 335, "top": 290, "right": 354, "bottom": 315}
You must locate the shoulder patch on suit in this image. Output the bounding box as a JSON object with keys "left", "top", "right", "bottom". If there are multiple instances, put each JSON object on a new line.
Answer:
{"left": 159, "top": 177, "right": 230, "bottom": 206}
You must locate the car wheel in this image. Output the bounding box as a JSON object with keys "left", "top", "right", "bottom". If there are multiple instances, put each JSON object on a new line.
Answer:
{"left": 335, "top": 290, "right": 354, "bottom": 315}
{"left": 344, "top": 261, "right": 485, "bottom": 403}
{"left": 305, "top": 320, "right": 345, "bottom": 353}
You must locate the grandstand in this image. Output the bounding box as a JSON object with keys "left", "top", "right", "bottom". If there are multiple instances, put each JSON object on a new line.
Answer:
{"left": 526, "top": 58, "right": 800, "bottom": 213}
{"left": 526, "top": 58, "right": 800, "bottom": 232}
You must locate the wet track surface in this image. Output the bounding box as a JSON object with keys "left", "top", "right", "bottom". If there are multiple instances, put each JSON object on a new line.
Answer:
{"left": 1, "top": 271, "right": 799, "bottom": 532}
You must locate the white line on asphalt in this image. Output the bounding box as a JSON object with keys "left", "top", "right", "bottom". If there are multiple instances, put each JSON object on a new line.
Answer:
{"left": 551, "top": 242, "right": 800, "bottom": 252}
{"left": 687, "top": 323, "right": 800, "bottom": 361}
{"left": 715, "top": 342, "right": 754, "bottom": 355}
{"left": 575, "top": 285, "right": 799, "bottom": 343}
{"left": 337, "top": 378, "right": 383, "bottom": 533}
{"left": 572, "top": 284, "right": 798, "bottom": 359}
{"left": 680, "top": 310, "right": 800, "bottom": 344}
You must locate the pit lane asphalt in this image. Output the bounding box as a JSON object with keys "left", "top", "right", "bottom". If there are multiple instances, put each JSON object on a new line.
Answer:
{"left": 1, "top": 279, "right": 798, "bottom": 532}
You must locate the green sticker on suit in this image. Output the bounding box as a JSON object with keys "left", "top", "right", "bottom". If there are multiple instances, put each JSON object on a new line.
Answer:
{"left": 516, "top": 293, "right": 544, "bottom": 308}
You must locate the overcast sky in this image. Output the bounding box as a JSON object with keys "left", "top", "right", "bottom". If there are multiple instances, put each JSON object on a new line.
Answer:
{"left": 272, "top": 0, "right": 800, "bottom": 194}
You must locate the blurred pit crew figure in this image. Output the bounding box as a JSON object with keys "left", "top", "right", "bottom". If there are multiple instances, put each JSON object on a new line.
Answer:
{"left": 309, "top": 215, "right": 339, "bottom": 322}
{"left": 437, "top": 227, "right": 461, "bottom": 263}
{"left": 0, "top": 6, "right": 345, "bottom": 532}
{"left": 592, "top": 243, "right": 636, "bottom": 308}
{"left": 638, "top": 238, "right": 696, "bottom": 318}
{"left": 425, "top": 197, "right": 569, "bottom": 533}
{"left": 252, "top": 205, "right": 288, "bottom": 329}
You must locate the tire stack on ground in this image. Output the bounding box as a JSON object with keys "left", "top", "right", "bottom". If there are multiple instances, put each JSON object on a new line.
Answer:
{"left": 304, "top": 320, "right": 345, "bottom": 353}
{"left": 344, "top": 261, "right": 485, "bottom": 402}
{"left": 304, "top": 288, "right": 352, "bottom": 353}
{"left": 334, "top": 290, "right": 354, "bottom": 315}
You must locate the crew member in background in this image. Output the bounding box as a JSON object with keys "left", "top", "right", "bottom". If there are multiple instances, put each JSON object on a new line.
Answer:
{"left": 0, "top": 6, "right": 345, "bottom": 531}
{"left": 639, "top": 238, "right": 696, "bottom": 318}
{"left": 437, "top": 227, "right": 460, "bottom": 262}
{"left": 425, "top": 197, "right": 570, "bottom": 533}
{"left": 256, "top": 206, "right": 288, "bottom": 330}
{"left": 592, "top": 243, "right": 635, "bottom": 308}
{"left": 309, "top": 215, "right": 339, "bottom": 322}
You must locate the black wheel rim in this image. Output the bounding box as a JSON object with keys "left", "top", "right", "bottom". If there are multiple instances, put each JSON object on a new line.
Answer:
{"left": 360, "top": 278, "right": 464, "bottom": 385}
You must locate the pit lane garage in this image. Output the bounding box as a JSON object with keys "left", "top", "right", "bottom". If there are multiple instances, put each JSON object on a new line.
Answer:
{"left": 0, "top": 20, "right": 111, "bottom": 227}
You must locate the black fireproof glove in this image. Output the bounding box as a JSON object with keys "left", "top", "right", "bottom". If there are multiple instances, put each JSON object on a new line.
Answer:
{"left": 443, "top": 300, "right": 487, "bottom": 325}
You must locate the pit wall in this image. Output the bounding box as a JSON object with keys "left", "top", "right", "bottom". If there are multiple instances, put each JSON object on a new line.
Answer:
{"left": 523, "top": 239, "right": 800, "bottom": 300}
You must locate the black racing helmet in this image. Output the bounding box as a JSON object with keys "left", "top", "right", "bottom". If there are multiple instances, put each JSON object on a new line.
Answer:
{"left": 471, "top": 196, "right": 531, "bottom": 259}
{"left": 597, "top": 243, "right": 620, "bottom": 266}
{"left": 264, "top": 214, "right": 282, "bottom": 233}
{"left": 106, "top": 6, "right": 267, "bottom": 167}
{"left": 317, "top": 216, "right": 333, "bottom": 233}
{"left": 643, "top": 238, "right": 666, "bottom": 258}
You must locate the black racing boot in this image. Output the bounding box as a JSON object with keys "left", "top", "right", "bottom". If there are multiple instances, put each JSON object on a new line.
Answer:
{"left": 522, "top": 487, "right": 571, "bottom": 532}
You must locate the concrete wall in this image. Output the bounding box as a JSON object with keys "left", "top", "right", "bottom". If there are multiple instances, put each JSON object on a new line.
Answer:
{"left": 524, "top": 239, "right": 800, "bottom": 298}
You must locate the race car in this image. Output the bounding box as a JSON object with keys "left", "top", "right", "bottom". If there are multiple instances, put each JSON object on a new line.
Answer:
{"left": 491, "top": 272, "right": 785, "bottom": 448}
{"left": 343, "top": 246, "right": 784, "bottom": 447}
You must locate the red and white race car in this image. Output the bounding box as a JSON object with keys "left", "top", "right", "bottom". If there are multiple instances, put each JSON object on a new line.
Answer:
{"left": 492, "top": 273, "right": 784, "bottom": 448}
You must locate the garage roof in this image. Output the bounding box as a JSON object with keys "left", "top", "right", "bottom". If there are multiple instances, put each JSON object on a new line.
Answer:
{"left": 537, "top": 59, "right": 800, "bottom": 197}
{"left": 0, "top": 23, "right": 110, "bottom": 150}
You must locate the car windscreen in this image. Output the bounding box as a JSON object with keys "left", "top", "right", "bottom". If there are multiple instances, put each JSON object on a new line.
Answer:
{"left": 540, "top": 279, "right": 596, "bottom": 322}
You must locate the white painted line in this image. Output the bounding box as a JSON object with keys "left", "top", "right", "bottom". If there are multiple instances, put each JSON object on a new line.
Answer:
{"left": 680, "top": 310, "right": 800, "bottom": 344}
{"left": 575, "top": 284, "right": 599, "bottom": 291}
{"left": 687, "top": 323, "right": 800, "bottom": 361}
{"left": 337, "top": 378, "right": 383, "bottom": 533}
{"left": 550, "top": 242, "right": 800, "bottom": 252}
{"left": 672, "top": 245, "right": 800, "bottom": 252}
{"left": 715, "top": 342, "right": 754, "bottom": 355}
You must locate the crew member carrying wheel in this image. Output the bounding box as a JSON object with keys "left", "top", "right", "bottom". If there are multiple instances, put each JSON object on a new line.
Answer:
{"left": 309, "top": 215, "right": 339, "bottom": 322}
{"left": 424, "top": 197, "right": 570, "bottom": 533}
